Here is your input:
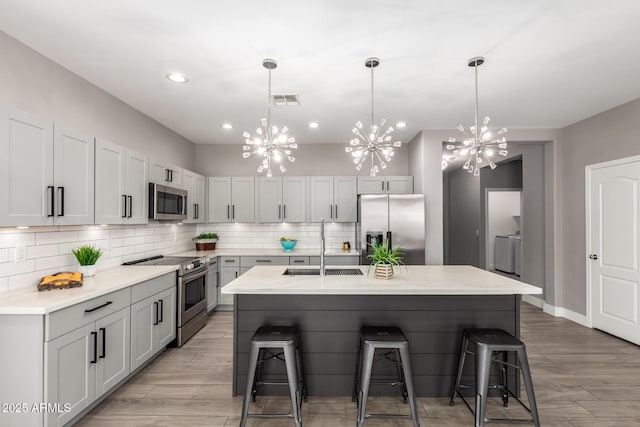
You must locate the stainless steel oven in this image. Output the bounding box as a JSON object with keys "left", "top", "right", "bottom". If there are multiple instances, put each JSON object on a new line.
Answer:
{"left": 149, "top": 183, "right": 187, "bottom": 221}
{"left": 177, "top": 264, "right": 208, "bottom": 346}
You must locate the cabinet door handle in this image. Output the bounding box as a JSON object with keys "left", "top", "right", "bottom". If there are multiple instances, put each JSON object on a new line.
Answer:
{"left": 335, "top": 204, "right": 338, "bottom": 219}
{"left": 159, "top": 299, "right": 164, "bottom": 323}
{"left": 153, "top": 301, "right": 159, "bottom": 325}
{"left": 256, "top": 259, "right": 271, "bottom": 263}
{"left": 99, "top": 327, "right": 106, "bottom": 359}
{"left": 193, "top": 203, "right": 197, "bottom": 220}
{"left": 196, "top": 204, "right": 199, "bottom": 220}
{"left": 216, "top": 271, "right": 220, "bottom": 287}
{"left": 279, "top": 204, "right": 281, "bottom": 219}
{"left": 47, "top": 186, "right": 55, "bottom": 217}
{"left": 84, "top": 301, "right": 113, "bottom": 313}
{"left": 283, "top": 205, "right": 286, "bottom": 219}
{"left": 294, "top": 259, "right": 304, "bottom": 263}
{"left": 330, "top": 204, "right": 333, "bottom": 219}
{"left": 227, "top": 205, "right": 230, "bottom": 220}
{"left": 122, "top": 195, "right": 127, "bottom": 218}
{"left": 127, "top": 196, "right": 133, "bottom": 218}
{"left": 232, "top": 205, "right": 235, "bottom": 219}
{"left": 382, "top": 181, "right": 385, "bottom": 191}
{"left": 57, "top": 187, "right": 65, "bottom": 217}
{"left": 235, "top": 271, "right": 238, "bottom": 278}
{"left": 165, "top": 169, "right": 170, "bottom": 182}
{"left": 225, "top": 259, "right": 235, "bottom": 263}
{"left": 90, "top": 331, "right": 98, "bottom": 364}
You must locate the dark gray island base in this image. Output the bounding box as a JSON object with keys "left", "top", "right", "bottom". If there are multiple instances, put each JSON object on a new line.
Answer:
{"left": 232, "top": 294, "right": 520, "bottom": 397}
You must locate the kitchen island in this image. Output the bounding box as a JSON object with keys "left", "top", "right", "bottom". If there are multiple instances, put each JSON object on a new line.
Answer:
{"left": 222, "top": 265, "right": 542, "bottom": 397}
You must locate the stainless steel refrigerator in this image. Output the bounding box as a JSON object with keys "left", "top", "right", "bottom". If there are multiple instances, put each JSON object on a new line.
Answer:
{"left": 357, "top": 194, "right": 426, "bottom": 265}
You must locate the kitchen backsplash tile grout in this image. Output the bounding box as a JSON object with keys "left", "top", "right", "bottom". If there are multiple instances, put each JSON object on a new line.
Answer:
{"left": 0, "top": 222, "right": 356, "bottom": 293}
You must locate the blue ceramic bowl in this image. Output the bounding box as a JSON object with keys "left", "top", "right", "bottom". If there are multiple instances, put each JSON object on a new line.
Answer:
{"left": 280, "top": 240, "right": 297, "bottom": 252}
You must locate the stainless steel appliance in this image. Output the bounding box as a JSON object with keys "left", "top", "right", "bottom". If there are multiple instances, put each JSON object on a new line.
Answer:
{"left": 149, "top": 183, "right": 187, "bottom": 221}
{"left": 123, "top": 255, "right": 209, "bottom": 346}
{"left": 357, "top": 194, "right": 425, "bottom": 265}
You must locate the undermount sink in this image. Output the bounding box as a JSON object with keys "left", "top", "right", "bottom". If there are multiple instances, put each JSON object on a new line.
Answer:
{"left": 283, "top": 268, "right": 363, "bottom": 276}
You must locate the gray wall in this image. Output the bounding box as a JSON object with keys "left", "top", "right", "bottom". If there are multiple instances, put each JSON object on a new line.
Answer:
{"left": 195, "top": 142, "right": 409, "bottom": 177}
{"left": 0, "top": 31, "right": 196, "bottom": 170}
{"left": 558, "top": 97, "right": 640, "bottom": 314}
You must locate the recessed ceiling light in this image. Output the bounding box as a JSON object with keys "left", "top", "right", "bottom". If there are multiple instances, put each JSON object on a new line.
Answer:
{"left": 396, "top": 121, "right": 407, "bottom": 128}
{"left": 221, "top": 123, "right": 233, "bottom": 130}
{"left": 165, "top": 73, "right": 188, "bottom": 83}
{"left": 308, "top": 122, "right": 319, "bottom": 129}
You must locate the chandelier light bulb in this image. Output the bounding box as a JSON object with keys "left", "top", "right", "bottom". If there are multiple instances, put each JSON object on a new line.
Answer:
{"left": 442, "top": 57, "right": 508, "bottom": 175}
{"left": 241, "top": 58, "right": 297, "bottom": 177}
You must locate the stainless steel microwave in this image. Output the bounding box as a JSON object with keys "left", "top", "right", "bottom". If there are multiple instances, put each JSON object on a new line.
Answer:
{"left": 149, "top": 183, "right": 187, "bottom": 221}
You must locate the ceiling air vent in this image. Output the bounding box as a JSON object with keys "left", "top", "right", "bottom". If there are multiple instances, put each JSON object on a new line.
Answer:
{"left": 271, "top": 94, "right": 300, "bottom": 106}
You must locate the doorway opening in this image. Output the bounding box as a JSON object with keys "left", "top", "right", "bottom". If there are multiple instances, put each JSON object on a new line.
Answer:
{"left": 486, "top": 189, "right": 522, "bottom": 280}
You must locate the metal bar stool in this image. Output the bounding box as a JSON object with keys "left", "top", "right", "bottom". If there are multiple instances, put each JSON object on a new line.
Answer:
{"left": 352, "top": 326, "right": 420, "bottom": 427}
{"left": 240, "top": 325, "right": 306, "bottom": 427}
{"left": 450, "top": 328, "right": 541, "bottom": 427}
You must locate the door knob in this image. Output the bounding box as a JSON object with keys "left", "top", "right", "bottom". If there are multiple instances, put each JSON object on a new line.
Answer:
{"left": 589, "top": 254, "right": 598, "bottom": 260}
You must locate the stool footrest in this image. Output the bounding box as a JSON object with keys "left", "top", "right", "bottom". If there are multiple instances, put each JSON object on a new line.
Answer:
{"left": 256, "top": 381, "right": 292, "bottom": 386}
{"left": 366, "top": 413, "right": 412, "bottom": 419}
{"left": 246, "top": 413, "right": 294, "bottom": 419}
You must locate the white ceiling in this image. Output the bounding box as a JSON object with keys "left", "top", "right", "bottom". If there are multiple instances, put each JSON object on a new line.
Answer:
{"left": 1, "top": 0, "right": 640, "bottom": 145}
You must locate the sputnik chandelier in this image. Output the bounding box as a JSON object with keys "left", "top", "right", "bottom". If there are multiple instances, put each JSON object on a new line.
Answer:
{"left": 346, "top": 57, "right": 401, "bottom": 176}
{"left": 242, "top": 59, "right": 297, "bottom": 178}
{"left": 442, "top": 57, "right": 508, "bottom": 175}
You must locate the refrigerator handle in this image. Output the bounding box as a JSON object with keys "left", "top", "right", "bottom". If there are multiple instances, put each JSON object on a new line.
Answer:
{"left": 386, "top": 231, "right": 392, "bottom": 250}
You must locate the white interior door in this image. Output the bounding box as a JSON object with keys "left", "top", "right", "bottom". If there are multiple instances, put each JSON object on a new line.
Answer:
{"left": 589, "top": 158, "right": 640, "bottom": 344}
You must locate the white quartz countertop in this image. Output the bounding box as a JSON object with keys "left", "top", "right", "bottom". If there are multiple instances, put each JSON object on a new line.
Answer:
{"left": 222, "top": 265, "right": 543, "bottom": 295}
{"left": 0, "top": 265, "right": 177, "bottom": 315}
{"left": 172, "top": 248, "right": 360, "bottom": 258}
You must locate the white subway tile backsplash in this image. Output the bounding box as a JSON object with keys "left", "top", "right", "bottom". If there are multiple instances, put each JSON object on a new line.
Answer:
{"left": 78, "top": 229, "right": 109, "bottom": 241}
{"left": 36, "top": 231, "right": 79, "bottom": 245}
{"left": 0, "top": 232, "right": 36, "bottom": 248}
{"left": 35, "top": 254, "right": 77, "bottom": 271}
{"left": 0, "top": 277, "right": 7, "bottom": 292}
{"left": 0, "top": 260, "right": 36, "bottom": 278}
{"left": 27, "top": 244, "right": 59, "bottom": 259}
{"left": 0, "top": 248, "right": 9, "bottom": 263}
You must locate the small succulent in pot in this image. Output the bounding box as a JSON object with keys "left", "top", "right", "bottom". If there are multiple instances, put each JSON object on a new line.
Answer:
{"left": 72, "top": 245, "right": 103, "bottom": 277}
{"left": 193, "top": 232, "right": 218, "bottom": 250}
{"left": 367, "top": 241, "right": 404, "bottom": 279}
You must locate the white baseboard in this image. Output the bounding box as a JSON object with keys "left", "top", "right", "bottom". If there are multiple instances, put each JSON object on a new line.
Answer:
{"left": 522, "top": 297, "right": 590, "bottom": 328}
{"left": 522, "top": 294, "right": 544, "bottom": 308}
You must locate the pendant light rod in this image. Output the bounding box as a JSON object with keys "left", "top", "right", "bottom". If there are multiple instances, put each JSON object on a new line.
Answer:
{"left": 263, "top": 59, "right": 277, "bottom": 140}
{"left": 468, "top": 57, "right": 484, "bottom": 140}
{"left": 365, "top": 57, "right": 380, "bottom": 132}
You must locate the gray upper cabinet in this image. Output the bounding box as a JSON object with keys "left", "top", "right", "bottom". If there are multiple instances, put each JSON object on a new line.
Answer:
{"left": 183, "top": 169, "right": 205, "bottom": 224}
{"left": 257, "top": 177, "right": 282, "bottom": 223}
{"left": 149, "top": 158, "right": 182, "bottom": 189}
{"left": 310, "top": 176, "right": 334, "bottom": 222}
{"left": 357, "top": 176, "right": 413, "bottom": 195}
{"left": 0, "top": 108, "right": 95, "bottom": 227}
{"left": 333, "top": 176, "right": 357, "bottom": 222}
{"left": 256, "top": 176, "right": 306, "bottom": 223}
{"left": 95, "top": 139, "right": 148, "bottom": 225}
{"left": 208, "top": 177, "right": 254, "bottom": 223}
{"left": 311, "top": 176, "right": 356, "bottom": 222}
{"left": 53, "top": 126, "right": 95, "bottom": 226}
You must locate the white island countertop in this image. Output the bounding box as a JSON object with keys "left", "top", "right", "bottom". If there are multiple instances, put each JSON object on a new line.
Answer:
{"left": 222, "top": 265, "right": 543, "bottom": 295}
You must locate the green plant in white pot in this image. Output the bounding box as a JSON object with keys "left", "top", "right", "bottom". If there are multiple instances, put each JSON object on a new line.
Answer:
{"left": 367, "top": 241, "right": 404, "bottom": 279}
{"left": 72, "top": 245, "right": 103, "bottom": 277}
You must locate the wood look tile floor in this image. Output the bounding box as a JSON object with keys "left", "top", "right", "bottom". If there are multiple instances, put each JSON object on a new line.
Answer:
{"left": 78, "top": 304, "right": 640, "bottom": 426}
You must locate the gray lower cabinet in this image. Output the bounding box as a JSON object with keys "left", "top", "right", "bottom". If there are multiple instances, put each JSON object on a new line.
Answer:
{"left": 130, "top": 285, "right": 176, "bottom": 372}
{"left": 44, "top": 306, "right": 130, "bottom": 427}
{"left": 219, "top": 267, "right": 239, "bottom": 305}
{"left": 207, "top": 259, "right": 219, "bottom": 312}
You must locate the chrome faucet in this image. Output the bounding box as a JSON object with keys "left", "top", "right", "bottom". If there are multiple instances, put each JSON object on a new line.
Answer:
{"left": 320, "top": 218, "right": 326, "bottom": 276}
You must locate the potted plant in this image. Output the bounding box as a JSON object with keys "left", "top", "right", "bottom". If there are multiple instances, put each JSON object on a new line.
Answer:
{"left": 367, "top": 241, "right": 404, "bottom": 279}
{"left": 72, "top": 245, "right": 103, "bottom": 277}
{"left": 193, "top": 232, "right": 218, "bottom": 251}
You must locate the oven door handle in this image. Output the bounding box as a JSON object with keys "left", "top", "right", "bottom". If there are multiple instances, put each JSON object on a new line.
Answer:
{"left": 182, "top": 268, "right": 208, "bottom": 282}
